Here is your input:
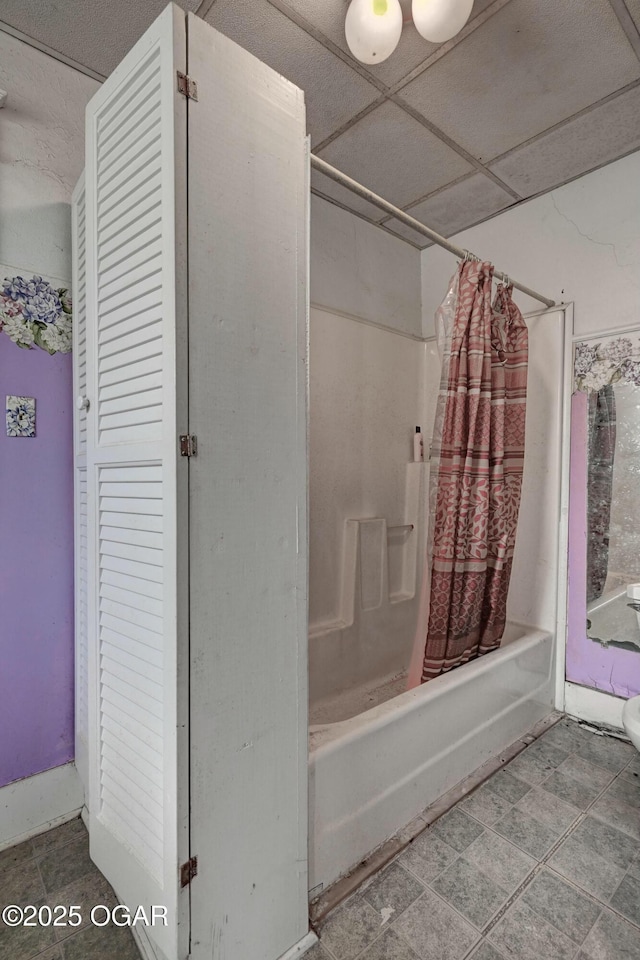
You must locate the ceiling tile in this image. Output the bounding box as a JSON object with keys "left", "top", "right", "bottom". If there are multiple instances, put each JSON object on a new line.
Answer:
{"left": 317, "top": 101, "right": 472, "bottom": 210}
{"left": 398, "top": 0, "right": 640, "bottom": 161}
{"left": 204, "top": 0, "right": 380, "bottom": 146}
{"left": 490, "top": 84, "right": 640, "bottom": 196}
{"left": 385, "top": 173, "right": 514, "bottom": 239}
{"left": 0, "top": 0, "right": 200, "bottom": 77}
{"left": 311, "top": 169, "right": 387, "bottom": 221}
{"left": 277, "top": 0, "right": 497, "bottom": 87}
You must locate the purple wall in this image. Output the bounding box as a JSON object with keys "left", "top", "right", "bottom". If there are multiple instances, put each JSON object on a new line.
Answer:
{"left": 0, "top": 336, "right": 74, "bottom": 787}
{"left": 566, "top": 391, "right": 640, "bottom": 699}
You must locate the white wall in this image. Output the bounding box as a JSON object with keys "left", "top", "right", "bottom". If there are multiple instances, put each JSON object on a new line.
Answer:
{"left": 0, "top": 31, "right": 99, "bottom": 283}
{"left": 311, "top": 195, "right": 422, "bottom": 336}
{"left": 421, "top": 151, "right": 640, "bottom": 338}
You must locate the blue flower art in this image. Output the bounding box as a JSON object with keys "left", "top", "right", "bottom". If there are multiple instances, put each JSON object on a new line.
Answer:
{"left": 0, "top": 275, "right": 72, "bottom": 354}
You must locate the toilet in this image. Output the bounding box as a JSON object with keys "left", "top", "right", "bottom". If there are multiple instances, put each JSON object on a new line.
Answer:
{"left": 628, "top": 583, "right": 640, "bottom": 626}
{"left": 622, "top": 695, "right": 640, "bottom": 753}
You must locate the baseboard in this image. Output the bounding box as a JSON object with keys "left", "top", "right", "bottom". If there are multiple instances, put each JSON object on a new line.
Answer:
{"left": 131, "top": 921, "right": 317, "bottom": 960}
{"left": 130, "top": 923, "right": 168, "bottom": 960}
{"left": 276, "top": 931, "right": 319, "bottom": 960}
{"left": 564, "top": 681, "right": 626, "bottom": 732}
{"left": 0, "top": 762, "right": 84, "bottom": 851}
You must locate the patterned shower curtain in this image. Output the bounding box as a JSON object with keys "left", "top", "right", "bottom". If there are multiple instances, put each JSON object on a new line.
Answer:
{"left": 421, "top": 260, "right": 528, "bottom": 682}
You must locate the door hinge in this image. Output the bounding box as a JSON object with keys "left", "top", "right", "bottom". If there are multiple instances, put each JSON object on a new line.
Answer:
{"left": 177, "top": 71, "right": 198, "bottom": 100}
{"left": 180, "top": 856, "right": 198, "bottom": 887}
{"left": 180, "top": 434, "right": 197, "bottom": 457}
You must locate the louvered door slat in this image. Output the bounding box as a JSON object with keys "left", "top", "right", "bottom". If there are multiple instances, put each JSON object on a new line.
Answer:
{"left": 101, "top": 730, "right": 163, "bottom": 787}
{"left": 97, "top": 50, "right": 161, "bottom": 142}
{"left": 101, "top": 567, "right": 164, "bottom": 599}
{"left": 99, "top": 237, "right": 163, "bottom": 293}
{"left": 84, "top": 7, "right": 188, "bottom": 957}
{"left": 98, "top": 221, "right": 162, "bottom": 274}
{"left": 101, "top": 752, "right": 163, "bottom": 820}
{"left": 102, "top": 654, "right": 163, "bottom": 702}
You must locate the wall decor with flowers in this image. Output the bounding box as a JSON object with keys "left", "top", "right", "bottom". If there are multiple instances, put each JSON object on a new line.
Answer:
{"left": 6, "top": 395, "right": 36, "bottom": 438}
{"left": 574, "top": 334, "right": 640, "bottom": 392}
{"left": 0, "top": 275, "right": 72, "bottom": 355}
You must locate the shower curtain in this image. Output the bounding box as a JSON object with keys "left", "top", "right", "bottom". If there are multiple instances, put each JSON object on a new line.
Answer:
{"left": 586, "top": 386, "right": 616, "bottom": 603}
{"left": 409, "top": 260, "right": 528, "bottom": 684}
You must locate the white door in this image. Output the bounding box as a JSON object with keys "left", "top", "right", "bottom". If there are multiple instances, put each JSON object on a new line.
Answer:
{"left": 187, "top": 15, "right": 312, "bottom": 960}
{"left": 71, "top": 173, "right": 89, "bottom": 803}
{"left": 84, "top": 6, "right": 189, "bottom": 958}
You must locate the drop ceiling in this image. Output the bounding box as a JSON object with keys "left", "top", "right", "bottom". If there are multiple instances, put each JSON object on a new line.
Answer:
{"left": 2, "top": 0, "right": 640, "bottom": 247}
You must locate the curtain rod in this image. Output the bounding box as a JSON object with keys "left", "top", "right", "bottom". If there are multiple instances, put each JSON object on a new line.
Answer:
{"left": 311, "top": 155, "right": 555, "bottom": 309}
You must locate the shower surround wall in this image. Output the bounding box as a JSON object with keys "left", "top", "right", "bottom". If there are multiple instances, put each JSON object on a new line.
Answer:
{"left": 308, "top": 307, "right": 439, "bottom": 716}
{"left": 309, "top": 195, "right": 428, "bottom": 719}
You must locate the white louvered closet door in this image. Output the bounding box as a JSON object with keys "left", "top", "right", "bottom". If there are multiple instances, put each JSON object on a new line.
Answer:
{"left": 84, "top": 6, "right": 189, "bottom": 958}
{"left": 72, "top": 173, "right": 89, "bottom": 804}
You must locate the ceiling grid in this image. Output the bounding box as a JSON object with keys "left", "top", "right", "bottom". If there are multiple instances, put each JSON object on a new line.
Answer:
{"left": 1, "top": 0, "right": 639, "bottom": 246}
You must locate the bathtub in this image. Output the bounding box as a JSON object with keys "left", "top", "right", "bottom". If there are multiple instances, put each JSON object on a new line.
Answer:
{"left": 308, "top": 621, "right": 555, "bottom": 893}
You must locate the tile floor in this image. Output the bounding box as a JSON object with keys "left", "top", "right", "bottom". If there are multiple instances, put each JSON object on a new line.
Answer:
{"left": 2, "top": 720, "right": 639, "bottom": 960}
{"left": 0, "top": 817, "right": 140, "bottom": 960}
{"left": 311, "top": 719, "right": 640, "bottom": 960}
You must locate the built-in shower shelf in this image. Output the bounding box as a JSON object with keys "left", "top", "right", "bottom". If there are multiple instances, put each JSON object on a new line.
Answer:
{"left": 309, "top": 617, "right": 352, "bottom": 640}
{"left": 390, "top": 591, "right": 414, "bottom": 604}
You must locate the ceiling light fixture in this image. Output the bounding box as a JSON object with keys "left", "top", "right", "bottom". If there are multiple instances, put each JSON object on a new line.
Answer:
{"left": 412, "top": 0, "right": 474, "bottom": 42}
{"left": 344, "top": 0, "right": 403, "bottom": 65}
{"left": 345, "top": 0, "right": 474, "bottom": 63}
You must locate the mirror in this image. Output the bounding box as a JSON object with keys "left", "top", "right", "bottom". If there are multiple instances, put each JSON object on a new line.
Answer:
{"left": 575, "top": 335, "right": 640, "bottom": 651}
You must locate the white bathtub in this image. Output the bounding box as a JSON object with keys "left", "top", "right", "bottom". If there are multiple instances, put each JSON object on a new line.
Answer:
{"left": 308, "top": 622, "right": 555, "bottom": 893}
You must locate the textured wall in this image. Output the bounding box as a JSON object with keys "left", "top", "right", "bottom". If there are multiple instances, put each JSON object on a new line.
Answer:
{"left": 420, "top": 151, "right": 640, "bottom": 339}
{"left": 0, "top": 33, "right": 98, "bottom": 787}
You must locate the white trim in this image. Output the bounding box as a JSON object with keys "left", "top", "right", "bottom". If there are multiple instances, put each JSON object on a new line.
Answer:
{"left": 572, "top": 320, "right": 640, "bottom": 341}
{"left": 311, "top": 302, "right": 427, "bottom": 343}
{"left": 555, "top": 303, "right": 574, "bottom": 711}
{"left": 565, "top": 681, "right": 626, "bottom": 731}
{"left": 522, "top": 300, "right": 573, "bottom": 323}
{"left": 276, "top": 932, "right": 319, "bottom": 960}
{"left": 0, "top": 763, "right": 83, "bottom": 851}
{"left": 308, "top": 297, "right": 562, "bottom": 348}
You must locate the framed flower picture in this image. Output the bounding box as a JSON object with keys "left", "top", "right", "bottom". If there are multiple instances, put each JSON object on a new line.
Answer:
{"left": 6, "top": 395, "right": 36, "bottom": 437}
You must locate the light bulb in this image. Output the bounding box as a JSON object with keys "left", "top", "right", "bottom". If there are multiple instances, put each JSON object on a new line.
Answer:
{"left": 412, "top": 0, "right": 474, "bottom": 43}
{"left": 345, "top": 0, "right": 403, "bottom": 65}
